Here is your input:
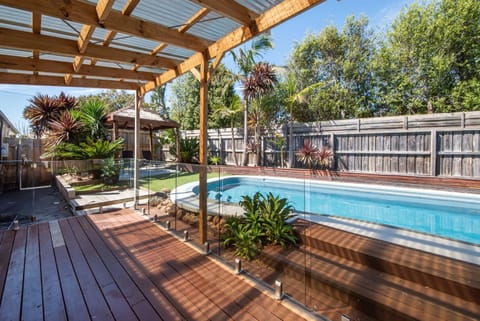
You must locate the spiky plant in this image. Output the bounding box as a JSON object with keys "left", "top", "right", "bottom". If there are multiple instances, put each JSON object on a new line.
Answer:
{"left": 296, "top": 139, "right": 319, "bottom": 168}
{"left": 23, "top": 92, "right": 77, "bottom": 138}
{"left": 46, "top": 111, "right": 83, "bottom": 147}
{"left": 243, "top": 62, "right": 277, "bottom": 100}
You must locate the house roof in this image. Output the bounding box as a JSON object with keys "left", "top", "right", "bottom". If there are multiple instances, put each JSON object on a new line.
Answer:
{"left": 105, "top": 105, "right": 179, "bottom": 130}
{"left": 0, "top": 0, "right": 325, "bottom": 94}
{"left": 0, "top": 110, "right": 19, "bottom": 134}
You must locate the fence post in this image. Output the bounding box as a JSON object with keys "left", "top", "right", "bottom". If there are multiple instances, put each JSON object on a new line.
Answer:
{"left": 330, "top": 133, "right": 337, "bottom": 170}
{"left": 430, "top": 129, "right": 437, "bottom": 176}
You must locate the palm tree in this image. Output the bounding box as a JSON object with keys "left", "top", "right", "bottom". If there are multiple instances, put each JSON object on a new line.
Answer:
{"left": 213, "top": 95, "right": 242, "bottom": 166}
{"left": 278, "top": 70, "right": 325, "bottom": 167}
{"left": 230, "top": 34, "right": 273, "bottom": 166}
{"left": 75, "top": 99, "right": 109, "bottom": 140}
{"left": 148, "top": 85, "right": 169, "bottom": 119}
{"left": 244, "top": 62, "right": 278, "bottom": 166}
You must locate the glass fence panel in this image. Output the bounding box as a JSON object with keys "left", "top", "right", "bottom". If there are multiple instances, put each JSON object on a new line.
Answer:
{"left": 211, "top": 167, "right": 310, "bottom": 308}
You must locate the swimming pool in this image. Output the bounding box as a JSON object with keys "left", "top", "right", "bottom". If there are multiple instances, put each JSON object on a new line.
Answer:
{"left": 188, "top": 176, "right": 480, "bottom": 245}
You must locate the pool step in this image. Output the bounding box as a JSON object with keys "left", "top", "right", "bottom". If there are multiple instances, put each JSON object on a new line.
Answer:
{"left": 298, "top": 222, "right": 480, "bottom": 304}
{"left": 259, "top": 245, "right": 479, "bottom": 321}
{"left": 256, "top": 222, "right": 480, "bottom": 321}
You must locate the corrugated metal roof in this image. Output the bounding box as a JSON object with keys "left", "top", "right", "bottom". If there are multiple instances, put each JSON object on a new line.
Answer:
{"left": 0, "top": 0, "right": 320, "bottom": 91}
{"left": 187, "top": 11, "right": 239, "bottom": 42}
{"left": 131, "top": 0, "right": 202, "bottom": 28}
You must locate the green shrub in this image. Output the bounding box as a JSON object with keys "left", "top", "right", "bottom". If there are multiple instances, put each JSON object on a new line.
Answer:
{"left": 101, "top": 157, "right": 120, "bottom": 185}
{"left": 223, "top": 192, "right": 297, "bottom": 260}
{"left": 169, "top": 137, "right": 199, "bottom": 163}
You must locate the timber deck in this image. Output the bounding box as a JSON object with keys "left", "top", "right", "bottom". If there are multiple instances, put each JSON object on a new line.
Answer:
{"left": 0, "top": 210, "right": 317, "bottom": 321}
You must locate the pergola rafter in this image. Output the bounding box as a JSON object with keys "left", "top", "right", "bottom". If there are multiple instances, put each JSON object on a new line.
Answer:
{"left": 0, "top": 0, "right": 326, "bottom": 243}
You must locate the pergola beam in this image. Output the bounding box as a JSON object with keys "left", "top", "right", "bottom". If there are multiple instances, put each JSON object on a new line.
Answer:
{"left": 67, "top": 0, "right": 115, "bottom": 85}
{"left": 189, "top": 0, "right": 258, "bottom": 26}
{"left": 0, "top": 28, "right": 181, "bottom": 69}
{"left": 140, "top": 0, "right": 326, "bottom": 93}
{"left": 132, "top": 8, "right": 210, "bottom": 71}
{"left": 0, "top": 55, "right": 159, "bottom": 81}
{"left": 0, "top": 73, "right": 139, "bottom": 90}
{"left": 0, "top": 0, "right": 212, "bottom": 52}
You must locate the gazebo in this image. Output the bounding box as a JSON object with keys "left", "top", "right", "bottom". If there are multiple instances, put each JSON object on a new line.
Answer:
{"left": 105, "top": 106, "right": 179, "bottom": 160}
{"left": 0, "top": 0, "right": 325, "bottom": 243}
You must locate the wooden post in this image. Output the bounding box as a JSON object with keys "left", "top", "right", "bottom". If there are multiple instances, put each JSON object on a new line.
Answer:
{"left": 149, "top": 128, "right": 154, "bottom": 160}
{"left": 133, "top": 90, "right": 142, "bottom": 207}
{"left": 198, "top": 53, "right": 208, "bottom": 244}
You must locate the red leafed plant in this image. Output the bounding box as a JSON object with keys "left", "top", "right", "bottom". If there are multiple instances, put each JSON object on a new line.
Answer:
{"left": 296, "top": 139, "right": 333, "bottom": 169}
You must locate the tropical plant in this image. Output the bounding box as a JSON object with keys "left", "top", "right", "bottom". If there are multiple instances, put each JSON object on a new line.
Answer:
{"left": 208, "top": 155, "right": 221, "bottom": 165}
{"left": 169, "top": 137, "right": 199, "bottom": 163}
{"left": 243, "top": 62, "right": 278, "bottom": 165}
{"left": 223, "top": 217, "right": 260, "bottom": 260}
{"left": 75, "top": 99, "right": 109, "bottom": 140}
{"left": 101, "top": 157, "right": 120, "bottom": 185}
{"left": 213, "top": 95, "right": 242, "bottom": 166}
{"left": 296, "top": 139, "right": 333, "bottom": 169}
{"left": 317, "top": 147, "right": 334, "bottom": 169}
{"left": 229, "top": 34, "right": 274, "bottom": 166}
{"left": 296, "top": 139, "right": 319, "bottom": 168}
{"left": 45, "top": 110, "right": 83, "bottom": 147}
{"left": 223, "top": 192, "right": 297, "bottom": 259}
{"left": 23, "top": 92, "right": 77, "bottom": 138}
{"left": 42, "top": 137, "right": 124, "bottom": 160}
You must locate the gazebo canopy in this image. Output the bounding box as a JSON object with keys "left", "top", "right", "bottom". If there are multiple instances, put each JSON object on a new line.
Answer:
{"left": 106, "top": 106, "right": 178, "bottom": 131}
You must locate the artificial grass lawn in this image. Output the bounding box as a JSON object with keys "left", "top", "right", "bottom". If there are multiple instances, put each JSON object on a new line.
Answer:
{"left": 140, "top": 171, "right": 225, "bottom": 192}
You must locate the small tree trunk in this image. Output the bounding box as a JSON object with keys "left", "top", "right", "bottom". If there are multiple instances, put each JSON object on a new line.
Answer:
{"left": 288, "top": 119, "right": 294, "bottom": 168}
{"left": 231, "top": 121, "right": 238, "bottom": 166}
{"left": 242, "top": 100, "right": 249, "bottom": 166}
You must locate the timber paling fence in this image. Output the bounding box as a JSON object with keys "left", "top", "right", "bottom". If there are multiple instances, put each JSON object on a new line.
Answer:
{"left": 184, "top": 111, "right": 480, "bottom": 179}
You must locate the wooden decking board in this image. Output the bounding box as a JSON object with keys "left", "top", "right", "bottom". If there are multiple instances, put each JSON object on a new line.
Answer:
{"left": 301, "top": 223, "right": 480, "bottom": 301}
{"left": 65, "top": 218, "right": 150, "bottom": 321}
{"left": 104, "top": 215, "right": 223, "bottom": 321}
{"left": 0, "top": 230, "right": 14, "bottom": 300}
{"left": 134, "top": 216, "right": 297, "bottom": 321}
{"left": 58, "top": 219, "right": 117, "bottom": 321}
{"left": 78, "top": 215, "right": 187, "bottom": 321}
{"left": 0, "top": 228, "right": 26, "bottom": 321}
{"left": 280, "top": 245, "right": 477, "bottom": 320}
{"left": 22, "top": 224, "right": 43, "bottom": 321}
{"left": 38, "top": 223, "right": 67, "bottom": 321}
{"left": 53, "top": 224, "right": 91, "bottom": 321}
{"left": 97, "top": 213, "right": 289, "bottom": 321}
{"left": 74, "top": 216, "right": 168, "bottom": 321}
{"left": 0, "top": 212, "right": 315, "bottom": 321}
{"left": 260, "top": 232, "right": 480, "bottom": 321}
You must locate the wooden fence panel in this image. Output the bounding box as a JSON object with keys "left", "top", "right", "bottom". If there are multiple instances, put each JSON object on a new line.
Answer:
{"left": 180, "top": 112, "right": 480, "bottom": 179}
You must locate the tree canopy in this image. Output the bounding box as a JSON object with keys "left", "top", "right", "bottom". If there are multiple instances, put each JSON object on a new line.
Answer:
{"left": 169, "top": 63, "right": 238, "bottom": 130}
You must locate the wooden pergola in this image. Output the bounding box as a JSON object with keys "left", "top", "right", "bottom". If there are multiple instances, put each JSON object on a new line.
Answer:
{"left": 0, "top": 0, "right": 325, "bottom": 243}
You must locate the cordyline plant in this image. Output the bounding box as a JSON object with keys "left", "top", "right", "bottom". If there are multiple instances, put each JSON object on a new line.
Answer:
{"left": 296, "top": 139, "right": 333, "bottom": 169}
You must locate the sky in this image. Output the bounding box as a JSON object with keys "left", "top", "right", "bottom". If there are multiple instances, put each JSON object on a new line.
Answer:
{"left": 0, "top": 0, "right": 415, "bottom": 133}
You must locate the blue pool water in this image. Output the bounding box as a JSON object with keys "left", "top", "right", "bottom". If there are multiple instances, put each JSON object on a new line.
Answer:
{"left": 193, "top": 176, "right": 480, "bottom": 244}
